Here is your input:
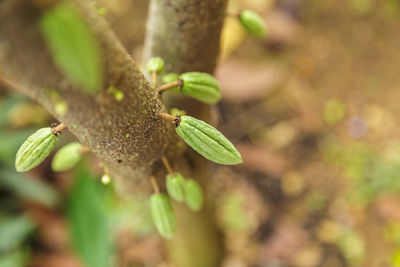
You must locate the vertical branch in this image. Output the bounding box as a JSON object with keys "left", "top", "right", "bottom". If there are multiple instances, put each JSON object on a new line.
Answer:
{"left": 143, "top": 1, "right": 228, "bottom": 267}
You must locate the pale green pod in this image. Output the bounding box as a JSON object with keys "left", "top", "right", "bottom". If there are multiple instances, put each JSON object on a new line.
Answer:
{"left": 51, "top": 142, "right": 84, "bottom": 172}
{"left": 239, "top": 10, "right": 267, "bottom": 38}
{"left": 175, "top": 116, "right": 242, "bottom": 165}
{"left": 15, "top": 127, "right": 57, "bottom": 172}
{"left": 184, "top": 178, "right": 204, "bottom": 211}
{"left": 166, "top": 173, "right": 185, "bottom": 202}
{"left": 179, "top": 72, "right": 221, "bottom": 104}
{"left": 147, "top": 57, "right": 165, "bottom": 74}
{"left": 150, "top": 193, "right": 176, "bottom": 239}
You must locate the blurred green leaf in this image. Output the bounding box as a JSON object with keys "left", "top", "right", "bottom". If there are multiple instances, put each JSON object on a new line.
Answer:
{"left": 0, "top": 214, "right": 36, "bottom": 252}
{"left": 0, "top": 169, "right": 60, "bottom": 207}
{"left": 0, "top": 130, "right": 34, "bottom": 166}
{"left": 0, "top": 94, "right": 27, "bottom": 129}
{"left": 0, "top": 250, "right": 28, "bottom": 267}
{"left": 68, "top": 168, "right": 112, "bottom": 267}
{"left": 40, "top": 3, "right": 102, "bottom": 93}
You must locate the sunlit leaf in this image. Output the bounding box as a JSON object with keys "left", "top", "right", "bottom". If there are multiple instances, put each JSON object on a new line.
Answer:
{"left": 0, "top": 250, "right": 28, "bottom": 267}
{"left": 40, "top": 3, "right": 102, "bottom": 93}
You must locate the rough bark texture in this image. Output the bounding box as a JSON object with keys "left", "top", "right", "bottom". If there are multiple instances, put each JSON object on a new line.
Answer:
{"left": 143, "top": 0, "right": 227, "bottom": 73}
{"left": 0, "top": 0, "right": 174, "bottom": 193}
{"left": 143, "top": 1, "right": 228, "bottom": 267}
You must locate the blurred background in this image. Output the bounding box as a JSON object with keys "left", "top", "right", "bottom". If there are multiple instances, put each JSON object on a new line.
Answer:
{"left": 1, "top": 0, "right": 400, "bottom": 266}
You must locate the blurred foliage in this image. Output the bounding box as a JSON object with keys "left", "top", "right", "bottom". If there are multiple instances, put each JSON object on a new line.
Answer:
{"left": 40, "top": 3, "right": 102, "bottom": 93}
{"left": 0, "top": 169, "right": 59, "bottom": 207}
{"left": 68, "top": 166, "right": 113, "bottom": 267}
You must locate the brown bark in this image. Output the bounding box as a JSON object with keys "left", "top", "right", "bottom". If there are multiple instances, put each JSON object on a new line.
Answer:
{"left": 0, "top": 0, "right": 174, "bottom": 193}
{"left": 143, "top": 1, "right": 228, "bottom": 267}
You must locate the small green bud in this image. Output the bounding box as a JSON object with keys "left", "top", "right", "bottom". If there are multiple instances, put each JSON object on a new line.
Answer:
{"left": 184, "top": 178, "right": 204, "bottom": 211}
{"left": 175, "top": 116, "right": 242, "bottom": 165}
{"left": 166, "top": 173, "right": 185, "bottom": 202}
{"left": 239, "top": 9, "right": 267, "bottom": 38}
{"left": 150, "top": 193, "right": 176, "bottom": 239}
{"left": 51, "top": 142, "right": 83, "bottom": 172}
{"left": 147, "top": 57, "right": 165, "bottom": 74}
{"left": 180, "top": 72, "right": 221, "bottom": 104}
{"left": 15, "top": 127, "right": 57, "bottom": 172}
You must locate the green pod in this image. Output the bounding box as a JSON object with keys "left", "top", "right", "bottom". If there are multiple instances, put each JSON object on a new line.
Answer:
{"left": 51, "top": 142, "right": 84, "bottom": 172}
{"left": 150, "top": 193, "right": 176, "bottom": 239}
{"left": 15, "top": 127, "right": 57, "bottom": 172}
{"left": 147, "top": 57, "right": 164, "bottom": 74}
{"left": 184, "top": 178, "right": 204, "bottom": 211}
{"left": 166, "top": 173, "right": 185, "bottom": 202}
{"left": 162, "top": 73, "right": 179, "bottom": 84}
{"left": 162, "top": 73, "right": 180, "bottom": 92}
{"left": 180, "top": 72, "right": 221, "bottom": 104}
{"left": 175, "top": 116, "right": 242, "bottom": 165}
{"left": 239, "top": 9, "right": 267, "bottom": 38}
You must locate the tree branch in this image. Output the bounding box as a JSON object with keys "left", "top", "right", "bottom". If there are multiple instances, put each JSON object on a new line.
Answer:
{"left": 0, "top": 0, "right": 174, "bottom": 193}
{"left": 143, "top": 1, "right": 228, "bottom": 267}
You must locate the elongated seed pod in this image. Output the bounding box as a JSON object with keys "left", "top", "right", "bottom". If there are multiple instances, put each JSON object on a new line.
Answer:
{"left": 51, "top": 142, "right": 84, "bottom": 172}
{"left": 147, "top": 57, "right": 165, "bottom": 74}
{"left": 150, "top": 193, "right": 176, "bottom": 239}
{"left": 180, "top": 72, "right": 221, "bottom": 104}
{"left": 15, "top": 127, "right": 57, "bottom": 172}
{"left": 239, "top": 10, "right": 267, "bottom": 38}
{"left": 184, "top": 178, "right": 204, "bottom": 211}
{"left": 175, "top": 116, "right": 242, "bottom": 165}
{"left": 166, "top": 173, "right": 185, "bottom": 202}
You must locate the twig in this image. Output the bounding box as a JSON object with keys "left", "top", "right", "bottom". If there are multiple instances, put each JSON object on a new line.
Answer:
{"left": 162, "top": 155, "right": 174, "bottom": 176}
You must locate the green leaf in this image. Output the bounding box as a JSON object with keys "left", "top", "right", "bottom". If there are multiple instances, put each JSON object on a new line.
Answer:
{"left": 0, "top": 130, "right": 34, "bottom": 166}
{"left": 40, "top": 3, "right": 102, "bottom": 93}
{"left": 0, "top": 250, "right": 28, "bottom": 267}
{"left": 0, "top": 94, "right": 27, "bottom": 129}
{"left": 175, "top": 116, "right": 242, "bottom": 165}
{"left": 0, "top": 215, "right": 36, "bottom": 252}
{"left": 68, "top": 168, "right": 112, "bottom": 267}
{"left": 0, "top": 169, "right": 60, "bottom": 207}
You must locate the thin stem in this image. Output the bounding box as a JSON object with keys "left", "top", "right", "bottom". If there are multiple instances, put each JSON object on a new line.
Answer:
{"left": 80, "top": 146, "right": 90, "bottom": 153}
{"left": 226, "top": 11, "right": 240, "bottom": 18}
{"left": 160, "top": 112, "right": 175, "bottom": 122}
{"left": 0, "top": 71, "right": 29, "bottom": 92}
{"left": 156, "top": 80, "right": 182, "bottom": 94}
{"left": 51, "top": 123, "right": 66, "bottom": 135}
{"left": 159, "top": 113, "right": 182, "bottom": 127}
{"left": 150, "top": 176, "right": 160, "bottom": 193}
{"left": 162, "top": 155, "right": 174, "bottom": 176}
{"left": 152, "top": 70, "right": 157, "bottom": 88}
